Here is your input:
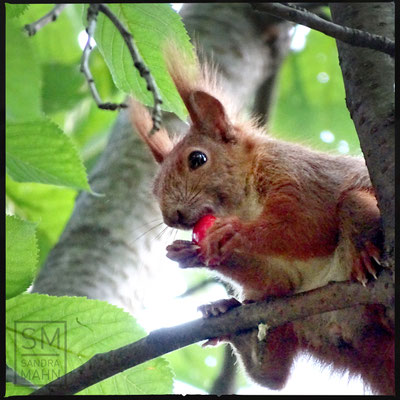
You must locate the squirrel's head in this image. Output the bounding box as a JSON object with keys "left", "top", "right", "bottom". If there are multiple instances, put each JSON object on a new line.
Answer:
{"left": 131, "top": 91, "right": 254, "bottom": 229}
{"left": 130, "top": 45, "right": 257, "bottom": 229}
{"left": 155, "top": 91, "right": 253, "bottom": 229}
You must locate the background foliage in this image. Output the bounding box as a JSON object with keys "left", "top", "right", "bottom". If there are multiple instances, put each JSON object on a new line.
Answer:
{"left": 5, "top": 3, "right": 361, "bottom": 395}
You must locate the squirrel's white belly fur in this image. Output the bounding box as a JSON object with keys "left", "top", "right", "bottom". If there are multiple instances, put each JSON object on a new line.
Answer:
{"left": 234, "top": 250, "right": 350, "bottom": 301}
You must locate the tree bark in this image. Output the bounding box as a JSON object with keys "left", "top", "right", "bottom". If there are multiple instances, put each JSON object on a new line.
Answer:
{"left": 329, "top": 3, "right": 395, "bottom": 264}
{"left": 31, "top": 110, "right": 163, "bottom": 313}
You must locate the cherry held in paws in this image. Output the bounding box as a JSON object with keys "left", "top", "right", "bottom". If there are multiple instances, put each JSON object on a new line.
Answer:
{"left": 192, "top": 215, "right": 217, "bottom": 244}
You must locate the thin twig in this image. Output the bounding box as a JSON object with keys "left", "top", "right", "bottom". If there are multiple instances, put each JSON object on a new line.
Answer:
{"left": 97, "top": 4, "right": 163, "bottom": 134}
{"left": 80, "top": 4, "right": 128, "bottom": 111}
{"left": 24, "top": 4, "right": 68, "bottom": 36}
{"left": 252, "top": 3, "right": 395, "bottom": 57}
{"left": 30, "top": 270, "right": 393, "bottom": 395}
{"left": 290, "top": 2, "right": 331, "bottom": 22}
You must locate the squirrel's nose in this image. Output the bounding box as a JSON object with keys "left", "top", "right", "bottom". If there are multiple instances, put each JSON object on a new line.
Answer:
{"left": 163, "top": 209, "right": 186, "bottom": 227}
{"left": 163, "top": 208, "right": 192, "bottom": 228}
{"left": 167, "top": 209, "right": 189, "bottom": 227}
{"left": 176, "top": 209, "right": 186, "bottom": 224}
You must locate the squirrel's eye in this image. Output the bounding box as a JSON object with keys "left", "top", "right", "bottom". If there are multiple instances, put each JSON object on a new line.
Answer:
{"left": 188, "top": 151, "right": 207, "bottom": 170}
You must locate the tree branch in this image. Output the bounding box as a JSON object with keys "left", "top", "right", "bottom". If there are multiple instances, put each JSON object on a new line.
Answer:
{"left": 251, "top": 3, "right": 395, "bottom": 57}
{"left": 31, "top": 270, "right": 393, "bottom": 395}
{"left": 292, "top": 3, "right": 332, "bottom": 22}
{"left": 24, "top": 4, "right": 68, "bottom": 36}
{"left": 80, "top": 5, "right": 128, "bottom": 112}
{"left": 23, "top": 4, "right": 162, "bottom": 133}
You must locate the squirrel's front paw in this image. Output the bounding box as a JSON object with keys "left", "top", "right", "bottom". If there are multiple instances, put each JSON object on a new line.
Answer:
{"left": 166, "top": 240, "right": 205, "bottom": 268}
{"left": 198, "top": 298, "right": 241, "bottom": 346}
{"left": 198, "top": 297, "right": 242, "bottom": 318}
{"left": 200, "top": 216, "right": 243, "bottom": 265}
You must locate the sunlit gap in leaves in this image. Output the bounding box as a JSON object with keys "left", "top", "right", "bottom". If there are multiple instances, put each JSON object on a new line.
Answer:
{"left": 320, "top": 130, "right": 335, "bottom": 143}
{"left": 204, "top": 355, "right": 217, "bottom": 367}
{"left": 77, "top": 30, "right": 96, "bottom": 51}
{"left": 319, "top": 130, "right": 350, "bottom": 154}
{"left": 317, "top": 72, "right": 330, "bottom": 83}
{"left": 171, "top": 3, "right": 183, "bottom": 13}
{"left": 290, "top": 25, "right": 311, "bottom": 52}
{"left": 337, "top": 140, "right": 350, "bottom": 154}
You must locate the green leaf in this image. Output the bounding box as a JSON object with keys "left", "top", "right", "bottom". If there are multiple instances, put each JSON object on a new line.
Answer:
{"left": 6, "top": 176, "right": 76, "bottom": 267}
{"left": 5, "top": 4, "right": 30, "bottom": 19}
{"left": 5, "top": 382, "right": 34, "bottom": 397}
{"left": 6, "top": 16, "right": 42, "bottom": 122}
{"left": 269, "top": 29, "right": 361, "bottom": 155}
{"left": 6, "top": 294, "right": 173, "bottom": 394}
{"left": 6, "top": 119, "right": 90, "bottom": 191}
{"left": 42, "top": 63, "right": 87, "bottom": 114}
{"left": 6, "top": 215, "right": 38, "bottom": 300}
{"left": 94, "top": 4, "right": 193, "bottom": 120}
{"left": 165, "top": 344, "right": 224, "bottom": 392}
{"left": 19, "top": 4, "right": 84, "bottom": 64}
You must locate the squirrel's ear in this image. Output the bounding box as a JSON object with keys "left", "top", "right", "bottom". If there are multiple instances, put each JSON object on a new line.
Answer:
{"left": 129, "top": 98, "right": 173, "bottom": 164}
{"left": 188, "top": 91, "right": 235, "bottom": 142}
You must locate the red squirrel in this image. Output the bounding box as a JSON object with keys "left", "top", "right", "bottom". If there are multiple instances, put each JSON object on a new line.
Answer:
{"left": 130, "top": 46, "right": 394, "bottom": 395}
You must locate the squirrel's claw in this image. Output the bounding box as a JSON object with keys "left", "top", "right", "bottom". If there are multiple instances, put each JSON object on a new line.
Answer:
{"left": 351, "top": 240, "right": 381, "bottom": 284}
{"left": 198, "top": 298, "right": 241, "bottom": 346}
{"left": 364, "top": 240, "right": 381, "bottom": 267}
{"left": 198, "top": 297, "right": 241, "bottom": 318}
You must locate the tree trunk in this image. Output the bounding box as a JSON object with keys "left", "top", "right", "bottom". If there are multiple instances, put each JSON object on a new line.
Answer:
{"left": 31, "top": 109, "right": 163, "bottom": 313}
{"left": 329, "top": 2, "right": 395, "bottom": 264}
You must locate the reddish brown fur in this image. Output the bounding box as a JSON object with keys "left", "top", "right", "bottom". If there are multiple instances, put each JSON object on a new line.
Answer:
{"left": 131, "top": 45, "right": 393, "bottom": 395}
{"left": 129, "top": 98, "right": 173, "bottom": 163}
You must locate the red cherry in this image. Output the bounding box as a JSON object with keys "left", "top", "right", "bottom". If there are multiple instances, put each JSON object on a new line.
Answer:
{"left": 192, "top": 215, "right": 217, "bottom": 244}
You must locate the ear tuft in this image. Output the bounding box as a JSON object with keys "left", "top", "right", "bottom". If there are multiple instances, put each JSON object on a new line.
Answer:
{"left": 189, "top": 91, "right": 235, "bottom": 142}
{"left": 129, "top": 98, "right": 173, "bottom": 163}
{"left": 163, "top": 42, "right": 238, "bottom": 143}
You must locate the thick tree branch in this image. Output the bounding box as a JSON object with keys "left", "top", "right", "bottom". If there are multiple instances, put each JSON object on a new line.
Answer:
{"left": 31, "top": 270, "right": 393, "bottom": 395}
{"left": 24, "top": 4, "right": 68, "bottom": 36}
{"left": 252, "top": 3, "right": 395, "bottom": 57}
